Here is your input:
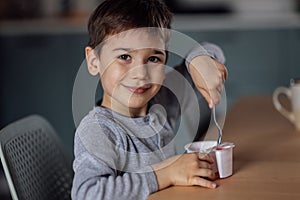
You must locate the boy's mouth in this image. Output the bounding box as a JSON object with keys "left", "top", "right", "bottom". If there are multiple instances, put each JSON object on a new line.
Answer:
{"left": 123, "top": 85, "right": 151, "bottom": 94}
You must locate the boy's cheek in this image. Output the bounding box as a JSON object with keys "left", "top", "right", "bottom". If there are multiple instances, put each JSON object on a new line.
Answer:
{"left": 99, "top": 61, "right": 122, "bottom": 77}
{"left": 151, "top": 66, "right": 165, "bottom": 83}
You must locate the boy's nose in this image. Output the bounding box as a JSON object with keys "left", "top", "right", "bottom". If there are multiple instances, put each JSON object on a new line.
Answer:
{"left": 130, "top": 62, "right": 149, "bottom": 80}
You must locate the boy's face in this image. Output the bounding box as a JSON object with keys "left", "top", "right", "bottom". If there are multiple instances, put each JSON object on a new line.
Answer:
{"left": 86, "top": 29, "right": 167, "bottom": 117}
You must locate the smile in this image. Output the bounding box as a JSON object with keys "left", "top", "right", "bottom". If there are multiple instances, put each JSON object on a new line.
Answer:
{"left": 123, "top": 85, "right": 151, "bottom": 94}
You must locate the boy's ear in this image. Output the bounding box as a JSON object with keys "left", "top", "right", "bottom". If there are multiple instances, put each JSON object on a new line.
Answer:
{"left": 85, "top": 46, "right": 100, "bottom": 76}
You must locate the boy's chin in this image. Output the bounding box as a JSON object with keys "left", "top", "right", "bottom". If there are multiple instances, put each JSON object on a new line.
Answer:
{"left": 127, "top": 101, "right": 148, "bottom": 110}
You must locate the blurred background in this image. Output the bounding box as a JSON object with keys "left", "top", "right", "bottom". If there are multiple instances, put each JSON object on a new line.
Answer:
{"left": 1, "top": 0, "right": 300, "bottom": 199}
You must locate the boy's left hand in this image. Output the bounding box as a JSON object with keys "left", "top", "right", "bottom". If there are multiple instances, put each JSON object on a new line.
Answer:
{"left": 188, "top": 55, "right": 227, "bottom": 108}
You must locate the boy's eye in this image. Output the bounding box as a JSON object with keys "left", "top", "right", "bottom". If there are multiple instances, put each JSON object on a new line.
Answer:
{"left": 118, "top": 54, "right": 131, "bottom": 61}
{"left": 148, "top": 56, "right": 161, "bottom": 63}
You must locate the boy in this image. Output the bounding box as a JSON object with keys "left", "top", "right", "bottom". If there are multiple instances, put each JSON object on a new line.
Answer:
{"left": 72, "top": 0, "right": 227, "bottom": 199}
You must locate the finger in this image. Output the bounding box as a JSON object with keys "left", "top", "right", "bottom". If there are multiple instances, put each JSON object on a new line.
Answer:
{"left": 223, "top": 65, "right": 228, "bottom": 80}
{"left": 206, "top": 78, "right": 222, "bottom": 106}
{"left": 216, "top": 72, "right": 224, "bottom": 89}
{"left": 196, "top": 168, "right": 216, "bottom": 180}
{"left": 201, "top": 87, "right": 215, "bottom": 108}
{"left": 198, "top": 160, "right": 212, "bottom": 169}
{"left": 195, "top": 75, "right": 222, "bottom": 108}
{"left": 198, "top": 153, "right": 214, "bottom": 164}
{"left": 191, "top": 176, "right": 217, "bottom": 189}
{"left": 198, "top": 88, "right": 214, "bottom": 108}
{"left": 209, "top": 98, "right": 214, "bottom": 109}
{"left": 217, "top": 85, "right": 222, "bottom": 93}
{"left": 222, "top": 72, "right": 226, "bottom": 83}
{"left": 216, "top": 61, "right": 228, "bottom": 80}
{"left": 209, "top": 89, "right": 220, "bottom": 106}
{"left": 215, "top": 63, "right": 227, "bottom": 84}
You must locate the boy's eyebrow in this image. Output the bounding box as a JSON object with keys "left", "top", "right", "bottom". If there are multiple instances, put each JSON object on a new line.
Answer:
{"left": 113, "top": 48, "right": 133, "bottom": 52}
{"left": 153, "top": 49, "right": 166, "bottom": 56}
{"left": 113, "top": 48, "right": 166, "bottom": 56}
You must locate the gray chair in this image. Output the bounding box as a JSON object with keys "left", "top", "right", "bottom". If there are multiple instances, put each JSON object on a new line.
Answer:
{"left": 0, "top": 115, "right": 73, "bottom": 200}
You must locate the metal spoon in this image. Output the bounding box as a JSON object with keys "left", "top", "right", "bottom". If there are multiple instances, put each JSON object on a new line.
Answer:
{"left": 213, "top": 107, "right": 222, "bottom": 146}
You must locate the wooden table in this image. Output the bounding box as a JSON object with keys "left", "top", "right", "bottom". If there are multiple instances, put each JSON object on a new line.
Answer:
{"left": 148, "top": 96, "right": 300, "bottom": 200}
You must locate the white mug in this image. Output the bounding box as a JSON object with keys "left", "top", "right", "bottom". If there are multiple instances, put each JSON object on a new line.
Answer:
{"left": 273, "top": 78, "right": 300, "bottom": 131}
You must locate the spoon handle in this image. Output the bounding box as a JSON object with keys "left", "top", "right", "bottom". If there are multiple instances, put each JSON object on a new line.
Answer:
{"left": 213, "top": 107, "right": 222, "bottom": 146}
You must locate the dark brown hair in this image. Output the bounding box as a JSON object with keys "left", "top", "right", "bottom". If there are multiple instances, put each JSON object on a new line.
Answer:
{"left": 87, "top": 0, "right": 173, "bottom": 49}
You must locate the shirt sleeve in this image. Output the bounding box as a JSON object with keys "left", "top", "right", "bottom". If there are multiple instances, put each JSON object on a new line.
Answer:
{"left": 71, "top": 123, "right": 158, "bottom": 200}
{"left": 185, "top": 42, "right": 226, "bottom": 69}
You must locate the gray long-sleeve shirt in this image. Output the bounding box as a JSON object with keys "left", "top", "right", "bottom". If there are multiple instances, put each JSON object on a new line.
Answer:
{"left": 72, "top": 105, "right": 175, "bottom": 200}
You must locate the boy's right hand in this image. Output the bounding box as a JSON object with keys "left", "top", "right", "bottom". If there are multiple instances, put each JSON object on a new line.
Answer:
{"left": 188, "top": 55, "right": 227, "bottom": 109}
{"left": 152, "top": 153, "right": 217, "bottom": 190}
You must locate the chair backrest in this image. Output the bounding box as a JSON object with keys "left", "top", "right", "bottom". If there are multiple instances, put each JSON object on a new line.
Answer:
{"left": 0, "top": 115, "right": 73, "bottom": 200}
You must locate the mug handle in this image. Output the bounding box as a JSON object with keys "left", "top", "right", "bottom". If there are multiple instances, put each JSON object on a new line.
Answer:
{"left": 272, "top": 87, "right": 295, "bottom": 123}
